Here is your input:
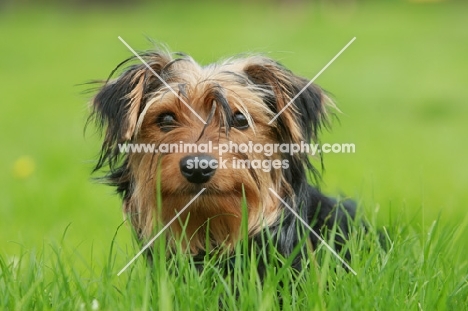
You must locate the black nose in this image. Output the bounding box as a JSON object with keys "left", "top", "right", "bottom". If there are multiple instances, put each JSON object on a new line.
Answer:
{"left": 179, "top": 155, "right": 217, "bottom": 184}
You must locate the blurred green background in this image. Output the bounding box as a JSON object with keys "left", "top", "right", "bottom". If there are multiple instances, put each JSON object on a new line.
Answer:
{"left": 1, "top": 0, "right": 467, "bottom": 260}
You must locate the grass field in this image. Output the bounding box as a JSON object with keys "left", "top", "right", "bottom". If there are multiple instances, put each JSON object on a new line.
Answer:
{"left": 1, "top": 1, "right": 468, "bottom": 310}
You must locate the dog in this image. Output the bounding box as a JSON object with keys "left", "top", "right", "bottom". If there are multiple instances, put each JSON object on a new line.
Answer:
{"left": 89, "top": 47, "right": 356, "bottom": 272}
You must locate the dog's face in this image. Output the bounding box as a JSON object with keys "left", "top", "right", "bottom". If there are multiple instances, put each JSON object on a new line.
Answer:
{"left": 91, "top": 50, "right": 331, "bottom": 254}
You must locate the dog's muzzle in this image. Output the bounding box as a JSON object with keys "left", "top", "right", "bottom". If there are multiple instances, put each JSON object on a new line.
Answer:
{"left": 179, "top": 154, "right": 217, "bottom": 184}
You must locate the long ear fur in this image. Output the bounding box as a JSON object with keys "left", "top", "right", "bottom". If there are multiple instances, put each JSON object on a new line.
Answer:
{"left": 88, "top": 51, "right": 174, "bottom": 241}
{"left": 244, "top": 58, "right": 331, "bottom": 145}
{"left": 90, "top": 52, "right": 173, "bottom": 174}
{"left": 244, "top": 59, "right": 350, "bottom": 268}
{"left": 244, "top": 58, "right": 333, "bottom": 188}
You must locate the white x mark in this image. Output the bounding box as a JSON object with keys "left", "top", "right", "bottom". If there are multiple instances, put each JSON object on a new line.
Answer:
{"left": 118, "top": 36, "right": 206, "bottom": 124}
{"left": 269, "top": 188, "right": 357, "bottom": 275}
{"left": 269, "top": 37, "right": 356, "bottom": 124}
{"left": 117, "top": 188, "right": 206, "bottom": 276}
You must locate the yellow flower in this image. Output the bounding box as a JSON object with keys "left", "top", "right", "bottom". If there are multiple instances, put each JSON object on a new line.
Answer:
{"left": 13, "top": 156, "right": 35, "bottom": 179}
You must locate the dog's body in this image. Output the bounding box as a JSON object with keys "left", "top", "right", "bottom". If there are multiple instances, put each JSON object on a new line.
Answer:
{"left": 90, "top": 48, "right": 355, "bottom": 271}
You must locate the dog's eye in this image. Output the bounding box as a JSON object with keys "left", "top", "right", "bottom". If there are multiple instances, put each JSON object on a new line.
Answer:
{"left": 232, "top": 112, "right": 249, "bottom": 130}
{"left": 156, "top": 112, "right": 177, "bottom": 132}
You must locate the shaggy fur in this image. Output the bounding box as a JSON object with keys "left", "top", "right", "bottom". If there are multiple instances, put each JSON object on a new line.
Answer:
{"left": 89, "top": 48, "right": 355, "bottom": 270}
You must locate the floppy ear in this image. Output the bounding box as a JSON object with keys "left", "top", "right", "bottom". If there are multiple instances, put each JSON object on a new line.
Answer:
{"left": 90, "top": 52, "right": 172, "bottom": 172}
{"left": 244, "top": 58, "right": 331, "bottom": 145}
{"left": 244, "top": 58, "right": 334, "bottom": 188}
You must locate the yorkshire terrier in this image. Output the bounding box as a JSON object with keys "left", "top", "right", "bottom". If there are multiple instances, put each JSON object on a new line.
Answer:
{"left": 89, "top": 47, "right": 356, "bottom": 272}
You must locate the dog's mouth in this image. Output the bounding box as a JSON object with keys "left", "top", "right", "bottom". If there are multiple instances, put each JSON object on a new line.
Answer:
{"left": 161, "top": 177, "right": 250, "bottom": 197}
{"left": 163, "top": 186, "right": 241, "bottom": 197}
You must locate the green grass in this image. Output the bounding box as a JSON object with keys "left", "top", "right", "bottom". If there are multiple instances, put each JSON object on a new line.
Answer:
{"left": 1, "top": 1, "right": 468, "bottom": 310}
{"left": 1, "top": 214, "right": 467, "bottom": 310}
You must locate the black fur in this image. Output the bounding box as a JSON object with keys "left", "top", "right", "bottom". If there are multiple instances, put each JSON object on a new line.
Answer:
{"left": 243, "top": 63, "right": 355, "bottom": 273}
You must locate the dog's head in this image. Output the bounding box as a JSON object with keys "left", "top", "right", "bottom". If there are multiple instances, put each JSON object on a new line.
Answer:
{"left": 90, "top": 49, "right": 333, "bottom": 253}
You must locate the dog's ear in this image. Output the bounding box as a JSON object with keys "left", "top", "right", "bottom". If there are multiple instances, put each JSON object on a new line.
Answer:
{"left": 244, "top": 58, "right": 332, "bottom": 145}
{"left": 244, "top": 58, "right": 334, "bottom": 188}
{"left": 90, "top": 52, "right": 172, "bottom": 171}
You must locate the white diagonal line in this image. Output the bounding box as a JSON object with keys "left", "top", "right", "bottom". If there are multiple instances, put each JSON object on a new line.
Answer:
{"left": 117, "top": 188, "right": 206, "bottom": 276}
{"left": 117, "top": 36, "right": 206, "bottom": 125}
{"left": 268, "top": 188, "right": 357, "bottom": 275}
{"left": 268, "top": 37, "right": 356, "bottom": 125}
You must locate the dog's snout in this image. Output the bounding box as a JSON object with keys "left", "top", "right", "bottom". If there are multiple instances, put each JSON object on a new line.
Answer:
{"left": 179, "top": 154, "right": 217, "bottom": 184}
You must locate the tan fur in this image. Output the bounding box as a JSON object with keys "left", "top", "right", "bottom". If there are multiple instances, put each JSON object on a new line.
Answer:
{"left": 94, "top": 51, "right": 330, "bottom": 255}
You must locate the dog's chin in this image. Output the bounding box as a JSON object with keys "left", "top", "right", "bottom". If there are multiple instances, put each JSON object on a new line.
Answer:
{"left": 161, "top": 178, "right": 249, "bottom": 197}
{"left": 162, "top": 185, "right": 242, "bottom": 197}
